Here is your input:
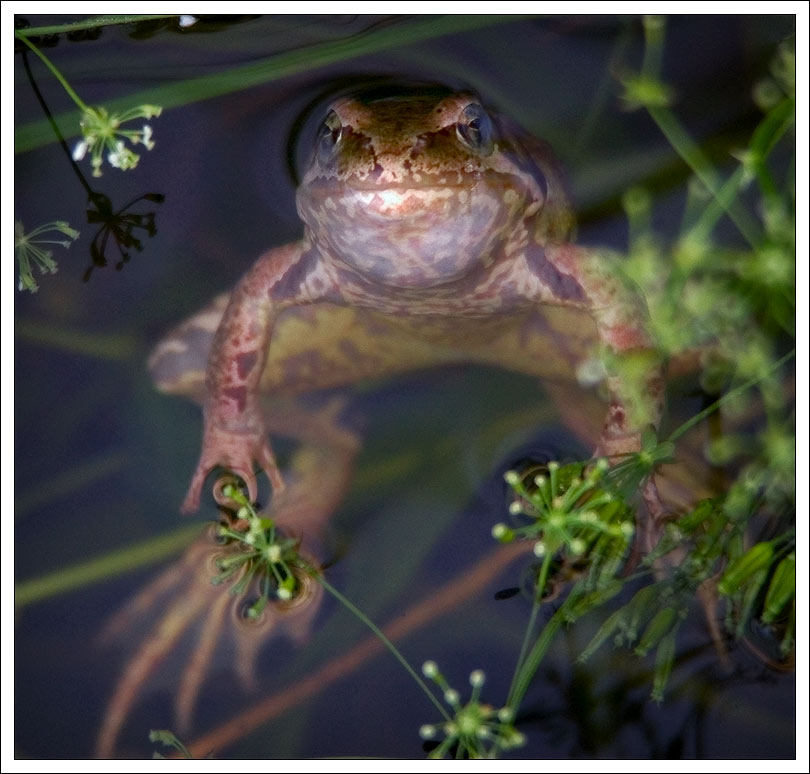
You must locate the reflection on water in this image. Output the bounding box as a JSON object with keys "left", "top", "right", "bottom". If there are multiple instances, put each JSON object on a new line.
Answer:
{"left": 13, "top": 14, "right": 795, "bottom": 759}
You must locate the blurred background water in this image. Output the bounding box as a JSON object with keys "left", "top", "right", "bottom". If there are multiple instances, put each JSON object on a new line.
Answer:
{"left": 13, "top": 14, "right": 795, "bottom": 759}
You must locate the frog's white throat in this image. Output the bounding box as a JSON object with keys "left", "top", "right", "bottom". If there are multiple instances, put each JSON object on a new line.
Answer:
{"left": 298, "top": 182, "right": 515, "bottom": 290}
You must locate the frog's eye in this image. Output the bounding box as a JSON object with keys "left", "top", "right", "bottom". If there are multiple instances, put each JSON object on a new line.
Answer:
{"left": 317, "top": 110, "right": 343, "bottom": 164}
{"left": 456, "top": 103, "right": 494, "bottom": 155}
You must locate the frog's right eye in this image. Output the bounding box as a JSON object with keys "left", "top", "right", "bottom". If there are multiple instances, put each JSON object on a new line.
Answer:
{"left": 317, "top": 110, "right": 343, "bottom": 164}
{"left": 456, "top": 103, "right": 494, "bottom": 156}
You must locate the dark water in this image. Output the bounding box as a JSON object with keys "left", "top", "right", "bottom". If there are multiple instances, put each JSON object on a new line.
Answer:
{"left": 14, "top": 14, "right": 795, "bottom": 759}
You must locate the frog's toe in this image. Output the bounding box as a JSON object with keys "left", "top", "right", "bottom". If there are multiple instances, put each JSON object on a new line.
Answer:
{"left": 97, "top": 527, "right": 326, "bottom": 756}
{"left": 258, "top": 440, "right": 285, "bottom": 495}
{"left": 213, "top": 461, "right": 259, "bottom": 508}
{"left": 233, "top": 565, "right": 324, "bottom": 690}
{"left": 181, "top": 465, "right": 209, "bottom": 513}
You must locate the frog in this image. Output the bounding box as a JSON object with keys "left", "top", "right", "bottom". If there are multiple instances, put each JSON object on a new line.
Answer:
{"left": 98, "top": 83, "right": 665, "bottom": 756}
{"left": 151, "top": 82, "right": 664, "bottom": 514}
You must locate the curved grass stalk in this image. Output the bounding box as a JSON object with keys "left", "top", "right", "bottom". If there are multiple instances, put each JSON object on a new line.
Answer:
{"left": 15, "top": 15, "right": 178, "bottom": 38}
{"left": 646, "top": 106, "right": 762, "bottom": 248}
{"left": 14, "top": 523, "right": 204, "bottom": 609}
{"left": 15, "top": 319, "right": 138, "bottom": 360}
{"left": 637, "top": 16, "right": 767, "bottom": 249}
{"left": 15, "top": 33, "right": 90, "bottom": 112}
{"left": 505, "top": 552, "right": 552, "bottom": 706}
{"left": 15, "top": 449, "right": 129, "bottom": 518}
{"left": 15, "top": 15, "right": 533, "bottom": 153}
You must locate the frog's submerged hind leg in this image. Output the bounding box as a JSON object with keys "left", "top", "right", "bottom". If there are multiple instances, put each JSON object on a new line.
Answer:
{"left": 148, "top": 292, "right": 230, "bottom": 402}
{"left": 96, "top": 396, "right": 360, "bottom": 758}
{"left": 95, "top": 553, "right": 211, "bottom": 758}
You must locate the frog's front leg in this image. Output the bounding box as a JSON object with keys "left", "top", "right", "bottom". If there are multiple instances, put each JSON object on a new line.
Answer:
{"left": 518, "top": 240, "right": 665, "bottom": 532}
{"left": 183, "top": 241, "right": 326, "bottom": 512}
{"left": 539, "top": 242, "right": 664, "bottom": 450}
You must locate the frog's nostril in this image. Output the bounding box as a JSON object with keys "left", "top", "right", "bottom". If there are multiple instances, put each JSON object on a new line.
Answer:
{"left": 410, "top": 135, "right": 427, "bottom": 155}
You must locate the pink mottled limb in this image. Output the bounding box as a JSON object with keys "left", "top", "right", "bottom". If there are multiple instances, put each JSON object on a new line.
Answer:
{"left": 181, "top": 423, "right": 283, "bottom": 512}
{"left": 533, "top": 243, "right": 667, "bottom": 537}
{"left": 182, "top": 241, "right": 321, "bottom": 512}
{"left": 544, "top": 243, "right": 665, "bottom": 450}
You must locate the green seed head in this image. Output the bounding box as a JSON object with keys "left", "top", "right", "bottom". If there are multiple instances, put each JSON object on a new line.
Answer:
{"left": 469, "top": 669, "right": 485, "bottom": 687}
{"left": 419, "top": 724, "right": 436, "bottom": 740}
{"left": 422, "top": 660, "right": 438, "bottom": 679}
{"left": 503, "top": 470, "right": 520, "bottom": 486}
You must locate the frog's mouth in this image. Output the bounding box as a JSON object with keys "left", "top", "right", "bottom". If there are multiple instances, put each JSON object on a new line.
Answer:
{"left": 298, "top": 180, "right": 508, "bottom": 290}
{"left": 345, "top": 184, "right": 468, "bottom": 220}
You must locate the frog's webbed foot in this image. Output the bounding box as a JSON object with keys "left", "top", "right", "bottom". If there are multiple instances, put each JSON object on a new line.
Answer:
{"left": 97, "top": 407, "right": 359, "bottom": 758}
{"left": 182, "top": 426, "right": 283, "bottom": 513}
{"left": 95, "top": 521, "right": 325, "bottom": 758}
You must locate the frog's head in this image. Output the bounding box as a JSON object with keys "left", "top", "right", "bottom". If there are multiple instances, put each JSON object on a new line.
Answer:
{"left": 296, "top": 84, "right": 573, "bottom": 290}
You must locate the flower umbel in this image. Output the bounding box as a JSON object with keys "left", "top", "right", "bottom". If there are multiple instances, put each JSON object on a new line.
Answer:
{"left": 419, "top": 663, "right": 525, "bottom": 758}
{"left": 15, "top": 220, "right": 79, "bottom": 292}
{"left": 212, "top": 481, "right": 312, "bottom": 620}
{"left": 149, "top": 729, "right": 192, "bottom": 759}
{"left": 496, "top": 460, "right": 635, "bottom": 565}
{"left": 73, "top": 104, "right": 162, "bottom": 177}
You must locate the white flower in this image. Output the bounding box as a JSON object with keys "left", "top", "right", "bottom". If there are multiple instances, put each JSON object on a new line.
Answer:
{"left": 73, "top": 104, "right": 163, "bottom": 177}
{"left": 141, "top": 124, "right": 155, "bottom": 150}
{"left": 72, "top": 139, "right": 88, "bottom": 161}
{"left": 107, "top": 140, "right": 139, "bottom": 171}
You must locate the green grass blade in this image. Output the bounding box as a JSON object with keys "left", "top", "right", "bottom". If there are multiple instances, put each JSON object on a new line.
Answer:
{"left": 15, "top": 523, "right": 204, "bottom": 609}
{"left": 15, "top": 15, "right": 533, "bottom": 154}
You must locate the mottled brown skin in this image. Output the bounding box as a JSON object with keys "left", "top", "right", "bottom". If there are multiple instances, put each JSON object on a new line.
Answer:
{"left": 150, "top": 87, "right": 664, "bottom": 514}
{"left": 99, "top": 87, "right": 666, "bottom": 755}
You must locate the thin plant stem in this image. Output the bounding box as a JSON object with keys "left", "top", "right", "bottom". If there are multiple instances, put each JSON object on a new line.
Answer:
{"left": 748, "top": 96, "right": 795, "bottom": 198}
{"left": 688, "top": 166, "right": 747, "bottom": 245}
{"left": 315, "top": 573, "right": 452, "bottom": 722}
{"left": 508, "top": 595, "right": 542, "bottom": 701}
{"left": 506, "top": 552, "right": 552, "bottom": 707}
{"left": 638, "top": 16, "right": 761, "bottom": 249}
{"left": 647, "top": 107, "right": 762, "bottom": 248}
{"left": 20, "top": 48, "right": 95, "bottom": 196}
{"left": 16, "top": 34, "right": 90, "bottom": 112}
{"left": 506, "top": 604, "right": 567, "bottom": 713}
{"left": 666, "top": 349, "right": 795, "bottom": 444}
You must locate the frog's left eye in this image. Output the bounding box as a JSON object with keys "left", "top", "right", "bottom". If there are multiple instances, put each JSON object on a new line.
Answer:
{"left": 456, "top": 103, "right": 493, "bottom": 155}
{"left": 317, "top": 110, "right": 343, "bottom": 164}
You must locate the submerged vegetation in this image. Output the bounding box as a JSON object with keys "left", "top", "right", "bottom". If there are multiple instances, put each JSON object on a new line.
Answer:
{"left": 15, "top": 17, "right": 167, "bottom": 290}
{"left": 14, "top": 14, "right": 795, "bottom": 759}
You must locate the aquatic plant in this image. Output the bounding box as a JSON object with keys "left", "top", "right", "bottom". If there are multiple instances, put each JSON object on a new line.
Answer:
{"left": 16, "top": 20, "right": 163, "bottom": 178}
{"left": 480, "top": 14, "right": 796, "bottom": 727}
{"left": 15, "top": 17, "right": 168, "bottom": 288}
{"left": 418, "top": 664, "right": 526, "bottom": 759}
{"left": 14, "top": 219, "right": 79, "bottom": 292}
{"left": 13, "top": 14, "right": 794, "bottom": 760}
{"left": 149, "top": 729, "right": 192, "bottom": 759}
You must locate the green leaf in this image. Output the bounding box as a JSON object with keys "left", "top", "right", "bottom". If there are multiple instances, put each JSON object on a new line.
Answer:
{"left": 762, "top": 552, "right": 795, "bottom": 623}
{"left": 718, "top": 541, "right": 774, "bottom": 596}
